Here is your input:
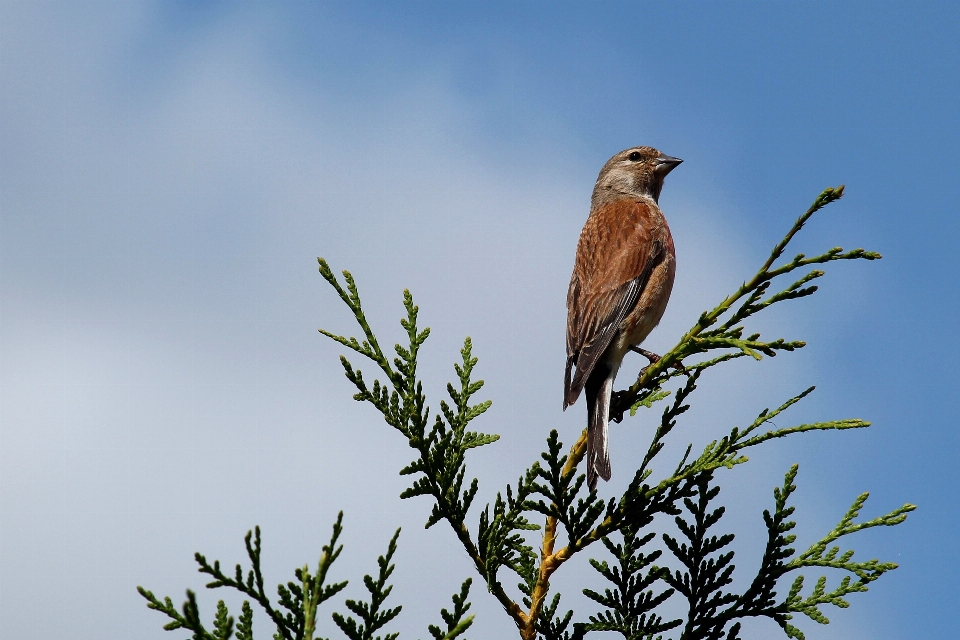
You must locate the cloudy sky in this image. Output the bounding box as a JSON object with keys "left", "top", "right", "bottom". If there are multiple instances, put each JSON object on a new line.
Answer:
{"left": 2, "top": 2, "right": 958, "bottom": 638}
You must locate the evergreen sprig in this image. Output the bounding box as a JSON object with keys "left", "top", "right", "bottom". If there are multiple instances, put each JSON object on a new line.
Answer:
{"left": 236, "top": 602, "right": 254, "bottom": 640}
{"left": 583, "top": 525, "right": 680, "bottom": 638}
{"left": 332, "top": 529, "right": 403, "bottom": 640}
{"left": 477, "top": 469, "right": 541, "bottom": 598}
{"left": 426, "top": 579, "right": 475, "bottom": 640}
{"left": 137, "top": 587, "right": 231, "bottom": 640}
{"left": 318, "top": 260, "right": 529, "bottom": 625}
{"left": 401, "top": 339, "right": 498, "bottom": 530}
{"left": 661, "top": 474, "right": 740, "bottom": 640}
{"left": 139, "top": 514, "right": 348, "bottom": 640}
{"left": 303, "top": 514, "right": 351, "bottom": 640}
{"left": 662, "top": 385, "right": 868, "bottom": 493}
{"left": 775, "top": 473, "right": 915, "bottom": 637}
{"left": 648, "top": 467, "right": 914, "bottom": 639}
{"left": 141, "top": 516, "right": 483, "bottom": 640}
{"left": 536, "top": 594, "right": 585, "bottom": 640}
{"left": 528, "top": 430, "right": 607, "bottom": 549}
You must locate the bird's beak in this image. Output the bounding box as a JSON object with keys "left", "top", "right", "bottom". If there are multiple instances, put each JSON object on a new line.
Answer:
{"left": 654, "top": 155, "right": 683, "bottom": 177}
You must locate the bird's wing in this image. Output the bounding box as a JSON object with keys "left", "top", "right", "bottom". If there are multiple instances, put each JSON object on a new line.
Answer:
{"left": 565, "top": 199, "right": 663, "bottom": 408}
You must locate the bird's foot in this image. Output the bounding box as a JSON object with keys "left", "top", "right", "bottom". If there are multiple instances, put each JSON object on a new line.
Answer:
{"left": 609, "top": 391, "right": 627, "bottom": 424}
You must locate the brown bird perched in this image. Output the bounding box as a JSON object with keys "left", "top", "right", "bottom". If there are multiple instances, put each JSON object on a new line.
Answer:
{"left": 564, "top": 146, "right": 682, "bottom": 491}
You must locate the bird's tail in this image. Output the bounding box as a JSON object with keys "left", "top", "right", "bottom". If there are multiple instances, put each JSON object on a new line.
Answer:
{"left": 585, "top": 372, "right": 613, "bottom": 492}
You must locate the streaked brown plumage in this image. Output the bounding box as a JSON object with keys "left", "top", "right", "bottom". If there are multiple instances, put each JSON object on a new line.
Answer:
{"left": 564, "top": 146, "right": 682, "bottom": 491}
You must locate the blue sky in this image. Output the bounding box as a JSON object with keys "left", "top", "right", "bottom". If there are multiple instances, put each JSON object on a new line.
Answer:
{"left": 2, "top": 2, "right": 957, "bottom": 638}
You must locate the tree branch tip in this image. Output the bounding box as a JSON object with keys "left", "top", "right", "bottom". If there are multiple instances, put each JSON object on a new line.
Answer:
{"left": 821, "top": 185, "right": 845, "bottom": 199}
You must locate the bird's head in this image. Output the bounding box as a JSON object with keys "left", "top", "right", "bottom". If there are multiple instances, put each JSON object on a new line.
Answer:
{"left": 593, "top": 146, "right": 682, "bottom": 207}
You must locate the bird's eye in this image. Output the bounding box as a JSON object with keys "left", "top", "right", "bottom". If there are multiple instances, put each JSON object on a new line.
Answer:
{"left": 628, "top": 151, "right": 642, "bottom": 161}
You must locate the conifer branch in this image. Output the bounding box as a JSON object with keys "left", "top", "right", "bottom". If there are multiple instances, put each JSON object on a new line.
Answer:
{"left": 137, "top": 587, "right": 226, "bottom": 640}
{"left": 317, "top": 261, "right": 525, "bottom": 630}
{"left": 140, "top": 515, "right": 358, "bottom": 640}
{"left": 640, "top": 466, "right": 914, "bottom": 639}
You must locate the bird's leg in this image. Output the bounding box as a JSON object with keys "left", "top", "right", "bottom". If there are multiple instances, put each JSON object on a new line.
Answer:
{"left": 630, "top": 346, "right": 661, "bottom": 364}
{"left": 630, "top": 346, "right": 687, "bottom": 374}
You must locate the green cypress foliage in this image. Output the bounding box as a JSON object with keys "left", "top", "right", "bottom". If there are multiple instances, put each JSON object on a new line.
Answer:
{"left": 583, "top": 524, "right": 678, "bottom": 638}
{"left": 331, "top": 529, "right": 402, "bottom": 640}
{"left": 140, "top": 187, "right": 914, "bottom": 639}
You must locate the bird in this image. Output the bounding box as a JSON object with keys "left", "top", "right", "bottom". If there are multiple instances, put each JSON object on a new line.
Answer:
{"left": 564, "top": 146, "right": 682, "bottom": 492}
